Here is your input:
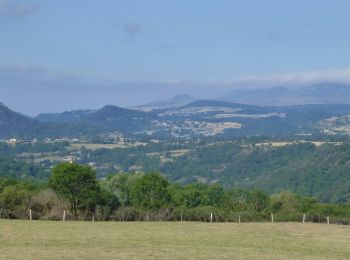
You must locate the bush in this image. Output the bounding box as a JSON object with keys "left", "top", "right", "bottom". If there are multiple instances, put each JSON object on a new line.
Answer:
{"left": 30, "top": 189, "right": 68, "bottom": 220}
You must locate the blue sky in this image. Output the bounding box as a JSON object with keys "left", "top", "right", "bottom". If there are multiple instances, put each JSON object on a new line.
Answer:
{"left": 1, "top": 0, "right": 350, "bottom": 115}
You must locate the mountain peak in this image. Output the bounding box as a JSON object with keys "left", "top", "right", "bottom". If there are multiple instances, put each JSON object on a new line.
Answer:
{"left": 100, "top": 105, "right": 121, "bottom": 111}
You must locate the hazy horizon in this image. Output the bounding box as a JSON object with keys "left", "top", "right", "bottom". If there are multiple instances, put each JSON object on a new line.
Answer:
{"left": 2, "top": 0, "right": 350, "bottom": 115}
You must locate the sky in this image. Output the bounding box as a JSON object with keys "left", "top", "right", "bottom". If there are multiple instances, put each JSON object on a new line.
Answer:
{"left": 2, "top": 0, "right": 350, "bottom": 115}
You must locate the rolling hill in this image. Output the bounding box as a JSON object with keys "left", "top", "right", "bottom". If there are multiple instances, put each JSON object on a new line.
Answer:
{"left": 0, "top": 103, "right": 59, "bottom": 139}
{"left": 0, "top": 103, "right": 160, "bottom": 138}
{"left": 36, "top": 105, "right": 159, "bottom": 135}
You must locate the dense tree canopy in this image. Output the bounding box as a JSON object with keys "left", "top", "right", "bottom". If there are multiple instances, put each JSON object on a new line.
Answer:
{"left": 0, "top": 162, "right": 350, "bottom": 223}
{"left": 48, "top": 163, "right": 101, "bottom": 218}
{"left": 130, "top": 172, "right": 170, "bottom": 211}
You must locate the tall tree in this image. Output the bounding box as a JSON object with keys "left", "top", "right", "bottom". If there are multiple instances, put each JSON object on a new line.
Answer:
{"left": 49, "top": 163, "right": 100, "bottom": 218}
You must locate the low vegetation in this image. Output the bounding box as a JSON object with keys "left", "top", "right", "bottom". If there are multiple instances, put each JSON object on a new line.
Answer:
{"left": 1, "top": 163, "right": 350, "bottom": 223}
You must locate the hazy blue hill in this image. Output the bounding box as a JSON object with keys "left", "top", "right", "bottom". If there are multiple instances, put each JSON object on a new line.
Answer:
{"left": 222, "top": 87, "right": 297, "bottom": 106}
{"left": 298, "top": 83, "right": 350, "bottom": 103}
{"left": 0, "top": 103, "right": 161, "bottom": 138}
{"left": 224, "top": 86, "right": 292, "bottom": 99}
{"left": 37, "top": 105, "right": 160, "bottom": 135}
{"left": 36, "top": 109, "right": 94, "bottom": 123}
{"left": 88, "top": 105, "right": 156, "bottom": 120}
{"left": 83, "top": 105, "right": 159, "bottom": 133}
{"left": 221, "top": 83, "right": 350, "bottom": 106}
{"left": 136, "top": 94, "right": 196, "bottom": 110}
{"left": 0, "top": 103, "right": 58, "bottom": 138}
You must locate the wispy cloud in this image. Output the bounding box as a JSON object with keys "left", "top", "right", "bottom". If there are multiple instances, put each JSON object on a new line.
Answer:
{"left": 0, "top": 0, "right": 40, "bottom": 17}
{"left": 0, "top": 64, "right": 46, "bottom": 74}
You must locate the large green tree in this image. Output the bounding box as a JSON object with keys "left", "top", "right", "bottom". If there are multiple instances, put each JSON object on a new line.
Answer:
{"left": 48, "top": 163, "right": 101, "bottom": 218}
{"left": 130, "top": 172, "right": 170, "bottom": 211}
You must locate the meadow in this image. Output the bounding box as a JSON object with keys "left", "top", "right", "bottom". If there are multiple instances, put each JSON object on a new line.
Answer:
{"left": 1, "top": 220, "right": 349, "bottom": 259}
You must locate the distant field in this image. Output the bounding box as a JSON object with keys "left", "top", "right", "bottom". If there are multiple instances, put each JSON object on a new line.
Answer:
{"left": 256, "top": 141, "right": 343, "bottom": 147}
{"left": 1, "top": 221, "right": 349, "bottom": 259}
{"left": 69, "top": 142, "right": 147, "bottom": 151}
{"left": 69, "top": 143, "right": 128, "bottom": 150}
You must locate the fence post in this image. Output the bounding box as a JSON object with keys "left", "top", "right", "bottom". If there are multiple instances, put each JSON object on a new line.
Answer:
{"left": 271, "top": 213, "right": 274, "bottom": 223}
{"left": 327, "top": 216, "right": 330, "bottom": 225}
{"left": 63, "top": 210, "right": 66, "bottom": 222}
{"left": 180, "top": 210, "right": 183, "bottom": 222}
{"left": 210, "top": 213, "right": 213, "bottom": 223}
{"left": 29, "top": 209, "right": 32, "bottom": 221}
{"left": 92, "top": 213, "right": 95, "bottom": 222}
{"left": 302, "top": 214, "right": 305, "bottom": 224}
{"left": 238, "top": 215, "right": 241, "bottom": 223}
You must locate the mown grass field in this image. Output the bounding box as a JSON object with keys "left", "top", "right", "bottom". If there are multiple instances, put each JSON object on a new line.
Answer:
{"left": 0, "top": 220, "right": 349, "bottom": 259}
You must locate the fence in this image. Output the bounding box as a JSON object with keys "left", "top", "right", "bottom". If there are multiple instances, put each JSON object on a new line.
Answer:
{"left": 12, "top": 208, "right": 348, "bottom": 225}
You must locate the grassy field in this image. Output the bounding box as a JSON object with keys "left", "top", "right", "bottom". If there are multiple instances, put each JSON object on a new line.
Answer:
{"left": 69, "top": 142, "right": 146, "bottom": 151}
{"left": 1, "top": 221, "right": 349, "bottom": 259}
{"left": 255, "top": 141, "right": 343, "bottom": 147}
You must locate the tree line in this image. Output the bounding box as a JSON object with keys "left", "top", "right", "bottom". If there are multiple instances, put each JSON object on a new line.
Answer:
{"left": 1, "top": 162, "right": 350, "bottom": 223}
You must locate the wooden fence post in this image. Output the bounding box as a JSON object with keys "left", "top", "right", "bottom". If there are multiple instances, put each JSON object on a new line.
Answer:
{"left": 238, "top": 215, "right": 241, "bottom": 223}
{"left": 92, "top": 213, "right": 95, "bottom": 222}
{"left": 302, "top": 214, "right": 305, "bottom": 224}
{"left": 63, "top": 210, "right": 66, "bottom": 222}
{"left": 180, "top": 210, "right": 183, "bottom": 222}
{"left": 327, "top": 216, "right": 330, "bottom": 225}
{"left": 29, "top": 209, "right": 32, "bottom": 221}
{"left": 210, "top": 213, "right": 213, "bottom": 223}
{"left": 271, "top": 213, "right": 274, "bottom": 223}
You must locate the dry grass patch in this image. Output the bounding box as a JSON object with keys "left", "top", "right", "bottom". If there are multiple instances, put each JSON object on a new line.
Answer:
{"left": 0, "top": 221, "right": 349, "bottom": 259}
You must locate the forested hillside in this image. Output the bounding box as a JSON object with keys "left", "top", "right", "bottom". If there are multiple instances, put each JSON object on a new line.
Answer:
{"left": 75, "top": 142, "right": 350, "bottom": 203}
{"left": 160, "top": 143, "right": 350, "bottom": 203}
{"left": 0, "top": 157, "right": 49, "bottom": 179}
{"left": 1, "top": 138, "right": 350, "bottom": 203}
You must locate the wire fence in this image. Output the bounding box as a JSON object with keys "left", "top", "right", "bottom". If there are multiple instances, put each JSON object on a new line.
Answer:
{"left": 1, "top": 208, "right": 346, "bottom": 225}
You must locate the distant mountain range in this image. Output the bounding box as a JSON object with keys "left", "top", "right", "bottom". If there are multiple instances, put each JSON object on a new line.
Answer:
{"left": 135, "top": 83, "right": 350, "bottom": 110}
{"left": 221, "top": 83, "right": 350, "bottom": 106}
{"left": 0, "top": 104, "right": 159, "bottom": 139}
{"left": 3, "top": 82, "right": 350, "bottom": 139}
